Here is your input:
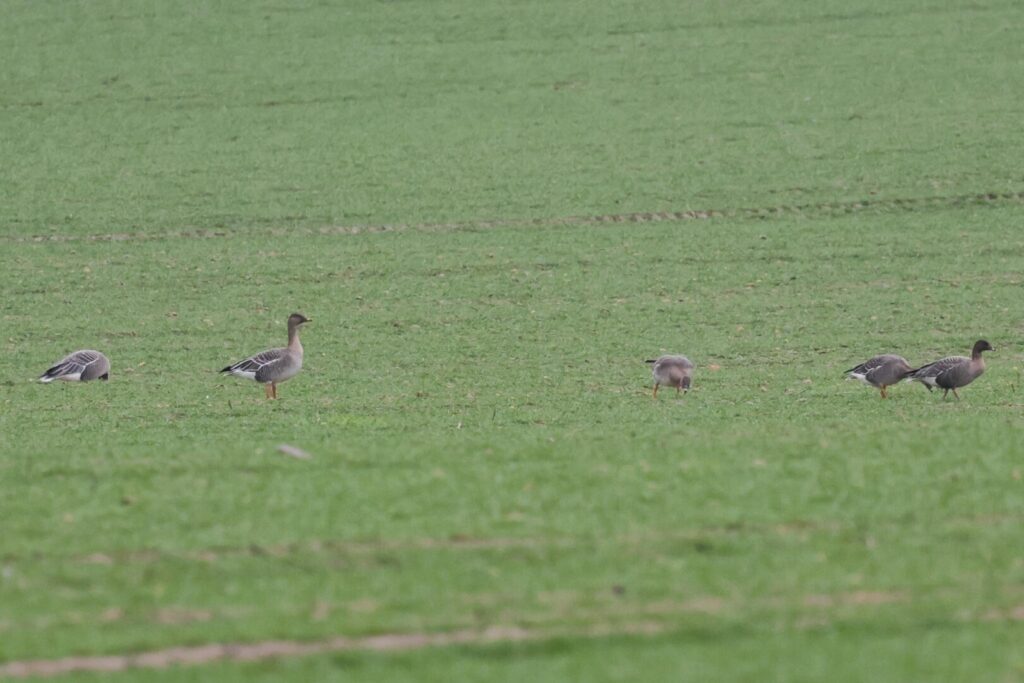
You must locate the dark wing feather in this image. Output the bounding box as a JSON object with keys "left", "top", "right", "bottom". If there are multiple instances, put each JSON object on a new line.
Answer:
{"left": 40, "top": 360, "right": 77, "bottom": 379}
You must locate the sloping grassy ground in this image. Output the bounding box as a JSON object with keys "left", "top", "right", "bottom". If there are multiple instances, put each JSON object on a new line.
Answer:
{"left": 2, "top": 0, "right": 1024, "bottom": 681}
{"left": 4, "top": 1, "right": 1024, "bottom": 236}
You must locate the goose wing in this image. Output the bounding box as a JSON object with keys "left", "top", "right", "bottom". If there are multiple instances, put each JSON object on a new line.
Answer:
{"left": 909, "top": 356, "right": 967, "bottom": 378}
{"left": 40, "top": 350, "right": 104, "bottom": 382}
{"left": 846, "top": 354, "right": 911, "bottom": 384}
{"left": 906, "top": 356, "right": 968, "bottom": 388}
{"left": 846, "top": 356, "right": 888, "bottom": 376}
{"left": 221, "top": 347, "right": 286, "bottom": 379}
{"left": 652, "top": 355, "right": 694, "bottom": 369}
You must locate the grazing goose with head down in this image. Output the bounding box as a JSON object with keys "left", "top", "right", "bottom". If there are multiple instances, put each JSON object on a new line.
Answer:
{"left": 646, "top": 355, "right": 694, "bottom": 398}
{"left": 221, "top": 313, "right": 311, "bottom": 399}
{"left": 39, "top": 350, "right": 110, "bottom": 382}
{"left": 845, "top": 354, "right": 913, "bottom": 399}
{"left": 905, "top": 339, "right": 993, "bottom": 400}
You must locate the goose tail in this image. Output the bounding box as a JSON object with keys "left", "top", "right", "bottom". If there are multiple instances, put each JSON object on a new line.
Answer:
{"left": 38, "top": 365, "right": 63, "bottom": 382}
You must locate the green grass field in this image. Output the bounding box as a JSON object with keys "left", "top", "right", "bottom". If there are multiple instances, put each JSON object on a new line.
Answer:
{"left": 3, "top": 1, "right": 1024, "bottom": 680}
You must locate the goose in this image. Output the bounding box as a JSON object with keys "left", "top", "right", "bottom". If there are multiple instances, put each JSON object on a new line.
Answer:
{"left": 904, "top": 339, "right": 993, "bottom": 400}
{"left": 221, "top": 313, "right": 311, "bottom": 399}
{"left": 844, "top": 354, "right": 913, "bottom": 398}
{"left": 646, "top": 355, "right": 694, "bottom": 398}
{"left": 39, "top": 350, "right": 110, "bottom": 382}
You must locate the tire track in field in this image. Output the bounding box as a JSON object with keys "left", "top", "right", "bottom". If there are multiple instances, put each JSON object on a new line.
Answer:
{"left": 0, "top": 588, "right": 903, "bottom": 678}
{"left": 0, "top": 624, "right": 550, "bottom": 678}
{"left": 2, "top": 521, "right": 841, "bottom": 568}
{"left": 5, "top": 511, "right": 1018, "bottom": 568}
{"left": 8, "top": 588, "right": 1024, "bottom": 678}
{"left": 5, "top": 190, "right": 1024, "bottom": 245}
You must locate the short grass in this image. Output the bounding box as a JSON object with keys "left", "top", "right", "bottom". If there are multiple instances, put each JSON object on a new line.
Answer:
{"left": 3, "top": 0, "right": 1024, "bottom": 681}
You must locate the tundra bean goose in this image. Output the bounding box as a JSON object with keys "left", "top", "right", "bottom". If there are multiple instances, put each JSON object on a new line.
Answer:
{"left": 39, "top": 350, "right": 110, "bottom": 382}
{"left": 845, "top": 354, "right": 913, "bottom": 399}
{"left": 221, "top": 313, "right": 311, "bottom": 399}
{"left": 646, "top": 355, "right": 694, "bottom": 398}
{"left": 905, "top": 339, "right": 993, "bottom": 400}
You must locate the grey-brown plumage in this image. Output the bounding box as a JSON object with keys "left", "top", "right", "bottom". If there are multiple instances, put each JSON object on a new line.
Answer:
{"left": 905, "top": 339, "right": 993, "bottom": 400}
{"left": 646, "top": 355, "right": 694, "bottom": 398}
{"left": 39, "top": 350, "right": 110, "bottom": 382}
{"left": 845, "top": 354, "right": 913, "bottom": 399}
{"left": 221, "top": 313, "right": 311, "bottom": 399}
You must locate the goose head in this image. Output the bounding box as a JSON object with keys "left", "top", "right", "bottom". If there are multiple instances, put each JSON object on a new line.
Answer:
{"left": 972, "top": 339, "right": 993, "bottom": 359}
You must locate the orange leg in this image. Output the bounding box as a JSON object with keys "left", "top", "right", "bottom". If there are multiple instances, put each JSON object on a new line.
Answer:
{"left": 942, "top": 389, "right": 949, "bottom": 400}
{"left": 880, "top": 385, "right": 888, "bottom": 399}
{"left": 952, "top": 388, "right": 960, "bottom": 401}
{"left": 653, "top": 384, "right": 659, "bottom": 399}
{"left": 264, "top": 384, "right": 273, "bottom": 399}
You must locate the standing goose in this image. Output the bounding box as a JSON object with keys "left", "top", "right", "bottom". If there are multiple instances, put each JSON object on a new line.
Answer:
{"left": 905, "top": 339, "right": 993, "bottom": 400}
{"left": 39, "top": 350, "right": 110, "bottom": 382}
{"left": 646, "top": 355, "right": 694, "bottom": 398}
{"left": 221, "top": 313, "right": 311, "bottom": 399}
{"left": 845, "top": 354, "right": 913, "bottom": 399}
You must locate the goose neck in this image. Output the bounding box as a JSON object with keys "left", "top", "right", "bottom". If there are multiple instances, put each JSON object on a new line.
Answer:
{"left": 287, "top": 326, "right": 303, "bottom": 353}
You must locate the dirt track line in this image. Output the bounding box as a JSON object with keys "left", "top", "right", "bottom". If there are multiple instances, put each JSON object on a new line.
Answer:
{"left": 6, "top": 512, "right": 1017, "bottom": 568}
{"left": 5, "top": 190, "right": 1023, "bottom": 245}
{"left": 4, "top": 522, "right": 842, "bottom": 568}
{"left": 11, "top": 592, "right": 1022, "bottom": 679}
{"left": 0, "top": 586, "right": 914, "bottom": 679}
{"left": 0, "top": 622, "right": 667, "bottom": 678}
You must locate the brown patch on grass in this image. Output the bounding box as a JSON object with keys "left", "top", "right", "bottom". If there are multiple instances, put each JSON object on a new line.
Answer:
{"left": 536, "top": 590, "right": 581, "bottom": 607}
{"left": 639, "top": 597, "right": 728, "bottom": 616}
{"left": 310, "top": 602, "right": 331, "bottom": 622}
{"left": 802, "top": 590, "right": 907, "bottom": 608}
{"left": 99, "top": 608, "right": 124, "bottom": 623}
{"left": 347, "top": 598, "right": 379, "bottom": 614}
{"left": 276, "top": 444, "right": 313, "bottom": 460}
{"left": 979, "top": 604, "right": 1024, "bottom": 622}
{"left": 155, "top": 608, "right": 215, "bottom": 625}
{"left": 844, "top": 590, "right": 907, "bottom": 606}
